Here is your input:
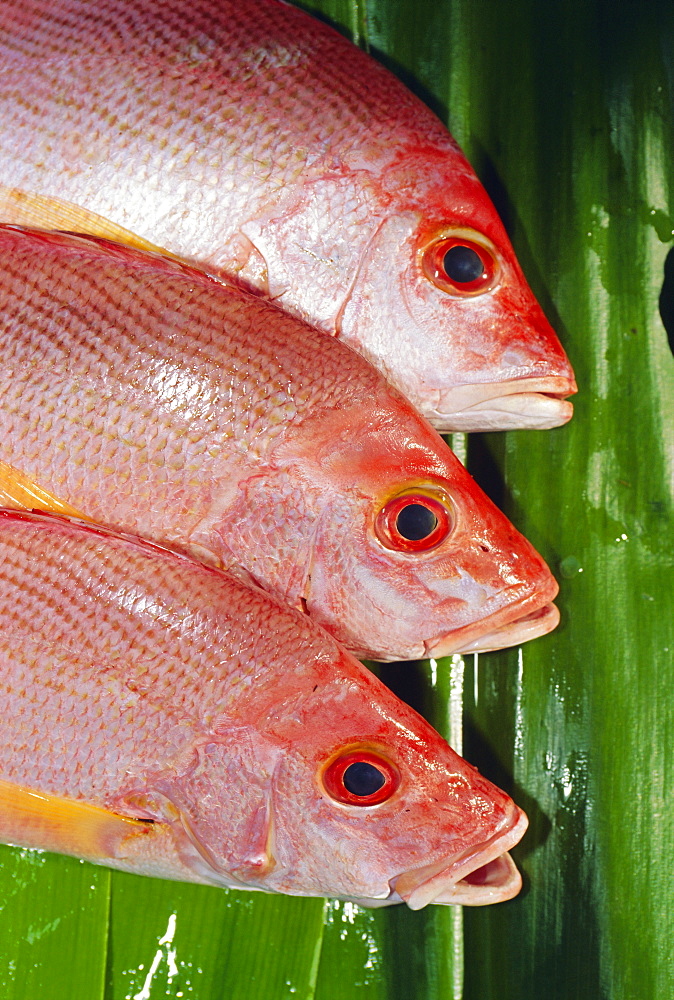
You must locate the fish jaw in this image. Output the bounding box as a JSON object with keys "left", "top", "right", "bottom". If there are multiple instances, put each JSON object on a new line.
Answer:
{"left": 389, "top": 804, "right": 528, "bottom": 909}
{"left": 426, "top": 376, "right": 576, "bottom": 433}
{"left": 426, "top": 600, "right": 560, "bottom": 659}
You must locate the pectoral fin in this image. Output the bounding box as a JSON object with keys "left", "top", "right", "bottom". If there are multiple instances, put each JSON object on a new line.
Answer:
{"left": 0, "top": 186, "right": 177, "bottom": 258}
{"left": 0, "top": 460, "right": 90, "bottom": 520}
{"left": 0, "top": 777, "right": 155, "bottom": 862}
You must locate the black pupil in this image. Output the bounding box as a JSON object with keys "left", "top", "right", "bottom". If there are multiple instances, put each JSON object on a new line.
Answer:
{"left": 443, "top": 244, "right": 485, "bottom": 283}
{"left": 343, "top": 761, "right": 386, "bottom": 797}
{"left": 396, "top": 503, "right": 438, "bottom": 541}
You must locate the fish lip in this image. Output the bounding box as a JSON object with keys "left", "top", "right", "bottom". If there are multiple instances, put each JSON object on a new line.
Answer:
{"left": 390, "top": 805, "right": 529, "bottom": 910}
{"left": 364, "top": 576, "right": 558, "bottom": 663}
{"left": 426, "top": 601, "right": 560, "bottom": 658}
{"left": 427, "top": 376, "right": 577, "bottom": 432}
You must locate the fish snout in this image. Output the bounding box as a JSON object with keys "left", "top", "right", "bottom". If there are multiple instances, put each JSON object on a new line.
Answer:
{"left": 425, "top": 600, "right": 560, "bottom": 658}
{"left": 428, "top": 374, "right": 577, "bottom": 433}
{"left": 424, "top": 277, "right": 577, "bottom": 432}
{"left": 423, "top": 549, "right": 560, "bottom": 659}
{"left": 389, "top": 804, "right": 528, "bottom": 909}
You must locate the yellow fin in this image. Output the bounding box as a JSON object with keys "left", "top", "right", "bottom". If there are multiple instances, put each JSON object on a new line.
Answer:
{"left": 0, "top": 777, "right": 154, "bottom": 861}
{"left": 0, "top": 460, "right": 91, "bottom": 520}
{"left": 0, "top": 186, "right": 178, "bottom": 259}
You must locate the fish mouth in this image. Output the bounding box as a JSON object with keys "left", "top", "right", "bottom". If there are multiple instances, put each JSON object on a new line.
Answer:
{"left": 427, "top": 601, "right": 560, "bottom": 658}
{"left": 424, "top": 599, "right": 559, "bottom": 660}
{"left": 390, "top": 804, "right": 528, "bottom": 909}
{"left": 427, "top": 376, "right": 577, "bottom": 433}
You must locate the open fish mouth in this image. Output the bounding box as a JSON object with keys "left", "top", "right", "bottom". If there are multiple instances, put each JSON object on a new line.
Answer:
{"left": 390, "top": 804, "right": 528, "bottom": 909}
{"left": 428, "top": 376, "right": 577, "bottom": 433}
{"left": 425, "top": 602, "right": 560, "bottom": 659}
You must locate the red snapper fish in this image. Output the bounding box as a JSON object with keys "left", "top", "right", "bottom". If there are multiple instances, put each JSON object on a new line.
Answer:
{"left": 0, "top": 225, "right": 559, "bottom": 662}
{"left": 0, "top": 0, "right": 576, "bottom": 432}
{"left": 0, "top": 508, "right": 528, "bottom": 908}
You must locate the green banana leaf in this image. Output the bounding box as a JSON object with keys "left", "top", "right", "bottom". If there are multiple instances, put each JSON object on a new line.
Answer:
{"left": 1, "top": 1, "right": 673, "bottom": 997}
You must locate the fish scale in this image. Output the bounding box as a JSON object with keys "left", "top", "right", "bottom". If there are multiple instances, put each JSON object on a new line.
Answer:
{"left": 0, "top": 233, "right": 347, "bottom": 456}
{"left": 0, "top": 0, "right": 576, "bottom": 431}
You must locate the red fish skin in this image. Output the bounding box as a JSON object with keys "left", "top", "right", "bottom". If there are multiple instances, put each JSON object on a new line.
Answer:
{"left": 0, "top": 508, "right": 527, "bottom": 905}
{"left": 0, "top": 0, "right": 575, "bottom": 431}
{"left": 0, "top": 226, "right": 558, "bottom": 661}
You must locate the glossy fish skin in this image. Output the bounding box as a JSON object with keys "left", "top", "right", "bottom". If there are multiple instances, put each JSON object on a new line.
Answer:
{"left": 0, "top": 0, "right": 576, "bottom": 432}
{"left": 0, "top": 508, "right": 527, "bottom": 907}
{"left": 0, "top": 225, "right": 560, "bottom": 661}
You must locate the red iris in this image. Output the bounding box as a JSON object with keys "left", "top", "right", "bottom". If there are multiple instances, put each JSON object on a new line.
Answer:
{"left": 375, "top": 492, "right": 453, "bottom": 553}
{"left": 422, "top": 235, "right": 498, "bottom": 295}
{"left": 322, "top": 750, "right": 399, "bottom": 806}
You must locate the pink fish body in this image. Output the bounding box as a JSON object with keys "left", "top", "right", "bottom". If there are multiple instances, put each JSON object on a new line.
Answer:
{"left": 0, "top": 508, "right": 527, "bottom": 907}
{"left": 0, "top": 0, "right": 575, "bottom": 432}
{"left": 0, "top": 225, "right": 559, "bottom": 661}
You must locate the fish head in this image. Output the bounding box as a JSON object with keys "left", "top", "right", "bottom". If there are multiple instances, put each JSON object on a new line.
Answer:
{"left": 151, "top": 650, "right": 528, "bottom": 907}
{"left": 249, "top": 662, "right": 528, "bottom": 907}
{"left": 283, "top": 398, "right": 559, "bottom": 661}
{"left": 339, "top": 144, "right": 576, "bottom": 432}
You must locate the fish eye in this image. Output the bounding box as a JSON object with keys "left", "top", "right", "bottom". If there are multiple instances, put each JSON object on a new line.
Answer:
{"left": 443, "top": 244, "right": 485, "bottom": 283}
{"left": 421, "top": 231, "right": 498, "bottom": 296}
{"left": 322, "top": 750, "right": 399, "bottom": 806}
{"left": 375, "top": 490, "right": 454, "bottom": 553}
{"left": 395, "top": 502, "right": 438, "bottom": 541}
